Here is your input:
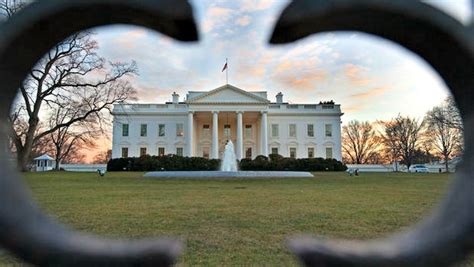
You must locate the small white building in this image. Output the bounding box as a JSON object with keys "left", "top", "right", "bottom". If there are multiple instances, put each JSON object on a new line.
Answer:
{"left": 34, "top": 154, "right": 54, "bottom": 172}
{"left": 111, "top": 84, "right": 343, "bottom": 160}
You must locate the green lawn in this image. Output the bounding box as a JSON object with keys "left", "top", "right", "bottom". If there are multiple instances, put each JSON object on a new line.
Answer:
{"left": 0, "top": 171, "right": 467, "bottom": 266}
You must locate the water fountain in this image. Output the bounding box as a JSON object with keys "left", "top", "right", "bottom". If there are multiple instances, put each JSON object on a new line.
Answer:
{"left": 221, "top": 140, "right": 238, "bottom": 172}
{"left": 144, "top": 140, "right": 313, "bottom": 178}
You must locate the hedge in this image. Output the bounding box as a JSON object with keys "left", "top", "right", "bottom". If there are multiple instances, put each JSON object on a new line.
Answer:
{"left": 107, "top": 155, "right": 220, "bottom": 172}
{"left": 239, "top": 154, "right": 347, "bottom": 172}
{"left": 107, "top": 154, "right": 347, "bottom": 172}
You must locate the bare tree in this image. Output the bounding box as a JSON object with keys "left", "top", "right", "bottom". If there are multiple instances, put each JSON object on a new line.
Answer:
{"left": 379, "top": 120, "right": 401, "bottom": 170}
{"left": 419, "top": 135, "right": 438, "bottom": 164}
{"left": 61, "top": 149, "right": 87, "bottom": 164}
{"left": 47, "top": 106, "right": 97, "bottom": 170}
{"left": 380, "top": 115, "right": 424, "bottom": 170}
{"left": 8, "top": 30, "right": 138, "bottom": 171}
{"left": 425, "top": 104, "right": 463, "bottom": 172}
{"left": 92, "top": 149, "right": 112, "bottom": 164}
{"left": 342, "top": 120, "right": 381, "bottom": 164}
{"left": 0, "top": 0, "right": 26, "bottom": 19}
{"left": 444, "top": 96, "right": 464, "bottom": 132}
{"left": 50, "top": 130, "right": 95, "bottom": 169}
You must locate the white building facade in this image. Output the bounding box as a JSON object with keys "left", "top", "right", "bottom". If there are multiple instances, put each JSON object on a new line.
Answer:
{"left": 111, "top": 84, "right": 343, "bottom": 161}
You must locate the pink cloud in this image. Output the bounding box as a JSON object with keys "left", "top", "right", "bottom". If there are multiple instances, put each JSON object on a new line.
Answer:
{"left": 235, "top": 15, "right": 252, "bottom": 26}
{"left": 343, "top": 104, "right": 366, "bottom": 113}
{"left": 240, "top": 0, "right": 274, "bottom": 12}
{"left": 202, "top": 7, "right": 233, "bottom": 33}
{"left": 275, "top": 70, "right": 327, "bottom": 92}
{"left": 344, "top": 63, "right": 372, "bottom": 86}
{"left": 112, "top": 29, "right": 148, "bottom": 50}
{"left": 350, "top": 86, "right": 390, "bottom": 99}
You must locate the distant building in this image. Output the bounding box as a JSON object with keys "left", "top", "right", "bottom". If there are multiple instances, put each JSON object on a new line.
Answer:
{"left": 111, "top": 84, "right": 343, "bottom": 160}
{"left": 34, "top": 154, "right": 54, "bottom": 172}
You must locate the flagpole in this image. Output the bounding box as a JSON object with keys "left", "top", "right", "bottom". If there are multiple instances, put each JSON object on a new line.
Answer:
{"left": 226, "top": 58, "right": 228, "bottom": 84}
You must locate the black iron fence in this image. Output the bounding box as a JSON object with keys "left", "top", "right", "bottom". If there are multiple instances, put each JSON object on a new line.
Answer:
{"left": 0, "top": 0, "right": 472, "bottom": 266}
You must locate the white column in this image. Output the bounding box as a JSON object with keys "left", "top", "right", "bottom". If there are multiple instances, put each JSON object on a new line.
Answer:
{"left": 260, "top": 111, "right": 268, "bottom": 157}
{"left": 212, "top": 111, "right": 219, "bottom": 159}
{"left": 236, "top": 111, "right": 244, "bottom": 160}
{"left": 187, "top": 111, "right": 194, "bottom": 157}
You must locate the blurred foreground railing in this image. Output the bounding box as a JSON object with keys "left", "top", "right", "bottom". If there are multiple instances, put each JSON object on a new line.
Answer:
{"left": 0, "top": 0, "right": 473, "bottom": 266}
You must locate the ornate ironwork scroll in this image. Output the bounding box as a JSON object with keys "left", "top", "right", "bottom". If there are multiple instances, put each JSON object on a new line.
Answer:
{"left": 0, "top": 1, "right": 197, "bottom": 266}
{"left": 270, "top": 0, "right": 474, "bottom": 266}
{"left": 0, "top": 0, "right": 472, "bottom": 266}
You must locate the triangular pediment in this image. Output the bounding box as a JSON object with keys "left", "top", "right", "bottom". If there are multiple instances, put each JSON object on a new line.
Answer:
{"left": 186, "top": 84, "right": 270, "bottom": 104}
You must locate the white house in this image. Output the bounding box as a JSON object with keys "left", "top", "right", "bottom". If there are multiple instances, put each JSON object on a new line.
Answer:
{"left": 111, "top": 84, "right": 343, "bottom": 160}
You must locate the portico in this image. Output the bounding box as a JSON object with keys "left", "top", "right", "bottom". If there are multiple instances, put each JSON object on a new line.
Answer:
{"left": 188, "top": 110, "right": 267, "bottom": 160}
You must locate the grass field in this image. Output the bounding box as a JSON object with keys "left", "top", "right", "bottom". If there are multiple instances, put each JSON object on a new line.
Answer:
{"left": 0, "top": 171, "right": 468, "bottom": 266}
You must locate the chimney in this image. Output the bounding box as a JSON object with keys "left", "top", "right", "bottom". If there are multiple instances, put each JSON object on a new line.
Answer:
{"left": 276, "top": 92, "right": 283, "bottom": 103}
{"left": 172, "top": 92, "right": 179, "bottom": 104}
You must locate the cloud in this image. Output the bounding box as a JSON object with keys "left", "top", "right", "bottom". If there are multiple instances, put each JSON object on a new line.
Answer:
{"left": 135, "top": 85, "right": 178, "bottom": 103}
{"left": 343, "top": 104, "right": 366, "bottom": 113}
{"left": 208, "top": 6, "right": 233, "bottom": 17}
{"left": 202, "top": 7, "right": 233, "bottom": 33}
{"left": 280, "top": 41, "right": 332, "bottom": 62}
{"left": 270, "top": 53, "right": 327, "bottom": 93}
{"left": 125, "top": 29, "right": 147, "bottom": 39}
{"left": 344, "top": 63, "right": 372, "bottom": 86}
{"left": 350, "top": 86, "right": 390, "bottom": 99}
{"left": 239, "top": 0, "right": 275, "bottom": 12}
{"left": 275, "top": 70, "right": 327, "bottom": 92}
{"left": 235, "top": 15, "right": 252, "bottom": 26}
{"left": 236, "top": 64, "right": 266, "bottom": 78}
{"left": 72, "top": 0, "right": 462, "bottom": 162}
{"left": 275, "top": 61, "right": 293, "bottom": 74}
{"left": 112, "top": 29, "right": 148, "bottom": 49}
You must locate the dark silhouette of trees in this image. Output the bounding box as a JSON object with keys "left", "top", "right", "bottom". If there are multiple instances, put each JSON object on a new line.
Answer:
{"left": 0, "top": 0, "right": 26, "bottom": 19}
{"left": 93, "top": 149, "right": 112, "bottom": 164}
{"left": 342, "top": 120, "right": 381, "bottom": 164}
{"left": 425, "top": 99, "right": 463, "bottom": 172}
{"left": 4, "top": 2, "right": 138, "bottom": 170}
{"left": 379, "top": 115, "right": 424, "bottom": 170}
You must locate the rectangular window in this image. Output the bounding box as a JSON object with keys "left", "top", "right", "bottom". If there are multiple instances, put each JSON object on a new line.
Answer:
{"left": 326, "top": 147, "right": 333, "bottom": 159}
{"left": 121, "top": 147, "right": 129, "bottom": 158}
{"left": 140, "top": 124, "right": 147, "bottom": 137}
{"left": 271, "top": 124, "right": 279, "bottom": 137}
{"left": 176, "top": 147, "right": 183, "bottom": 157}
{"left": 176, "top": 123, "right": 184, "bottom": 136}
{"left": 202, "top": 147, "right": 210, "bottom": 159}
{"left": 245, "top": 124, "right": 252, "bottom": 138}
{"left": 290, "top": 147, "right": 297, "bottom": 158}
{"left": 246, "top": 147, "right": 252, "bottom": 159}
{"left": 122, "top": 124, "right": 129, "bottom": 137}
{"left": 325, "top": 124, "right": 332, "bottom": 137}
{"left": 158, "top": 147, "right": 165, "bottom": 156}
{"left": 308, "top": 147, "right": 314, "bottom": 158}
{"left": 202, "top": 124, "right": 210, "bottom": 138}
{"left": 307, "top": 124, "right": 314, "bottom": 137}
{"left": 140, "top": 147, "right": 147, "bottom": 157}
{"left": 271, "top": 147, "right": 279, "bottom": 155}
{"left": 289, "top": 124, "right": 296, "bottom": 138}
{"left": 224, "top": 124, "right": 231, "bottom": 138}
{"left": 158, "top": 124, "right": 166, "bottom": 137}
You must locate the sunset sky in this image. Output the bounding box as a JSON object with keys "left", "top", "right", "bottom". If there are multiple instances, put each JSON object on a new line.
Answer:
{"left": 85, "top": 0, "right": 470, "bottom": 160}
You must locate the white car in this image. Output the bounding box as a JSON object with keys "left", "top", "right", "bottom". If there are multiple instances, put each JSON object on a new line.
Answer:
{"left": 409, "top": 165, "right": 429, "bottom": 173}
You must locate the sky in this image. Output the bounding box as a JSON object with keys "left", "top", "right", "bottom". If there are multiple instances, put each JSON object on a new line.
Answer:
{"left": 90, "top": 0, "right": 470, "bottom": 120}
{"left": 23, "top": 0, "right": 474, "bottom": 161}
